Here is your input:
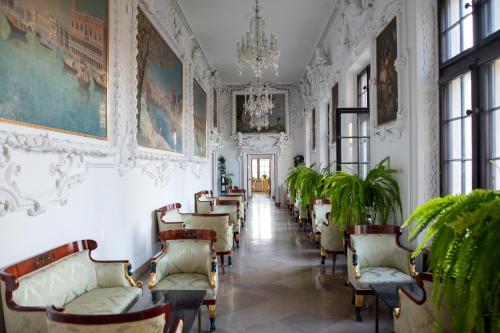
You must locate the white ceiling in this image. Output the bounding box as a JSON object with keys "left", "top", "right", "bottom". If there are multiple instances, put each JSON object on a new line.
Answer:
{"left": 177, "top": 0, "right": 335, "bottom": 85}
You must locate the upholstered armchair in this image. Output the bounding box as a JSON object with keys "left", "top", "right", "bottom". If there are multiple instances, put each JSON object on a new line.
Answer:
{"left": 393, "top": 273, "right": 452, "bottom": 333}
{"left": 186, "top": 213, "right": 233, "bottom": 273}
{"left": 312, "top": 200, "right": 330, "bottom": 243}
{"left": 156, "top": 203, "right": 185, "bottom": 233}
{"left": 346, "top": 225, "right": 416, "bottom": 321}
{"left": 218, "top": 195, "right": 245, "bottom": 226}
{"left": 150, "top": 230, "right": 218, "bottom": 333}
{"left": 320, "top": 212, "right": 344, "bottom": 275}
{"left": 195, "top": 190, "right": 216, "bottom": 214}
{"left": 212, "top": 199, "right": 241, "bottom": 248}
{"left": 45, "top": 304, "right": 170, "bottom": 333}
{"left": 0, "top": 240, "right": 142, "bottom": 333}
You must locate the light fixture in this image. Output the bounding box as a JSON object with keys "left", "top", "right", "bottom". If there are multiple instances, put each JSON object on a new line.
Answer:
{"left": 237, "top": 0, "right": 280, "bottom": 79}
{"left": 243, "top": 81, "right": 274, "bottom": 132}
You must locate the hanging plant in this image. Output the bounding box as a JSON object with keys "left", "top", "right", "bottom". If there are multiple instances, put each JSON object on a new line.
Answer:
{"left": 403, "top": 189, "right": 500, "bottom": 333}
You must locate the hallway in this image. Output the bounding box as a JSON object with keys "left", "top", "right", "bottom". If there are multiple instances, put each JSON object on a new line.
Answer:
{"left": 195, "top": 194, "right": 393, "bottom": 332}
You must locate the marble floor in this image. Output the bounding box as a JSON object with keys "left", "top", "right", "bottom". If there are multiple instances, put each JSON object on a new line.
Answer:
{"left": 192, "top": 193, "right": 393, "bottom": 333}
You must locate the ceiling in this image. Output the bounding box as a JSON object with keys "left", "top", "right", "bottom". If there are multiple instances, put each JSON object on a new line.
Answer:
{"left": 176, "top": 0, "right": 335, "bottom": 85}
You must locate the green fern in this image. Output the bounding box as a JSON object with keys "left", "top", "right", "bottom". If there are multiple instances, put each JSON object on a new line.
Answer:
{"left": 403, "top": 189, "right": 500, "bottom": 333}
{"left": 284, "top": 164, "right": 333, "bottom": 210}
{"left": 323, "top": 157, "right": 402, "bottom": 232}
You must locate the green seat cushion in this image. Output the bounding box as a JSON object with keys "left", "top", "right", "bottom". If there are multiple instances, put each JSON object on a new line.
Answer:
{"left": 358, "top": 267, "right": 414, "bottom": 289}
{"left": 64, "top": 287, "right": 141, "bottom": 315}
{"left": 152, "top": 273, "right": 217, "bottom": 300}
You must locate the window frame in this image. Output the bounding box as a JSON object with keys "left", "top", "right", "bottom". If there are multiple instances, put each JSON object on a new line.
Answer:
{"left": 439, "top": 0, "right": 500, "bottom": 194}
{"left": 357, "top": 65, "right": 370, "bottom": 108}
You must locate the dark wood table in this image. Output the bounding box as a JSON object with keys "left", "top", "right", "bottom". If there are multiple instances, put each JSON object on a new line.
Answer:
{"left": 129, "top": 290, "right": 206, "bottom": 333}
{"left": 369, "top": 283, "right": 423, "bottom": 333}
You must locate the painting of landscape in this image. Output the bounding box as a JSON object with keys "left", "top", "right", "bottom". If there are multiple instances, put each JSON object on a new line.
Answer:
{"left": 235, "top": 93, "right": 287, "bottom": 134}
{"left": 136, "top": 9, "right": 183, "bottom": 153}
{"left": 0, "top": 0, "right": 108, "bottom": 138}
{"left": 193, "top": 79, "right": 207, "bottom": 158}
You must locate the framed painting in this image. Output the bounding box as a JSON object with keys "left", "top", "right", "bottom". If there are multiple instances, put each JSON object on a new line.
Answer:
{"left": 0, "top": 0, "right": 108, "bottom": 138}
{"left": 232, "top": 90, "right": 288, "bottom": 135}
{"left": 193, "top": 78, "right": 207, "bottom": 158}
{"left": 136, "top": 8, "right": 183, "bottom": 153}
{"left": 213, "top": 87, "right": 217, "bottom": 128}
{"left": 376, "top": 17, "right": 398, "bottom": 126}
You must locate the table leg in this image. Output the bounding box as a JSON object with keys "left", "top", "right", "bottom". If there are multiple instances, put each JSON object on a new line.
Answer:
{"left": 375, "top": 295, "right": 379, "bottom": 333}
{"left": 198, "top": 309, "right": 201, "bottom": 333}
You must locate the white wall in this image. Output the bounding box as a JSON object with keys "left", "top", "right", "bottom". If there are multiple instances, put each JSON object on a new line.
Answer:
{"left": 0, "top": 0, "right": 219, "bottom": 270}
{"left": 298, "top": 0, "right": 440, "bottom": 222}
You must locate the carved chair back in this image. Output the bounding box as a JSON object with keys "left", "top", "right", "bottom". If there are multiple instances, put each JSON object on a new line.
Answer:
{"left": 156, "top": 203, "right": 184, "bottom": 233}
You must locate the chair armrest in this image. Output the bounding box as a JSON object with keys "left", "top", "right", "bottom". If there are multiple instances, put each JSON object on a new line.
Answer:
{"left": 95, "top": 261, "right": 143, "bottom": 288}
{"left": 346, "top": 240, "right": 360, "bottom": 287}
{"left": 391, "top": 245, "right": 416, "bottom": 277}
{"left": 148, "top": 249, "right": 168, "bottom": 289}
{"left": 210, "top": 259, "right": 217, "bottom": 289}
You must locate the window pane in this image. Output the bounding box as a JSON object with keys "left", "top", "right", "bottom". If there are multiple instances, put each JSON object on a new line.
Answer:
{"left": 341, "top": 138, "right": 359, "bottom": 163}
{"left": 449, "top": 161, "right": 463, "bottom": 195}
{"left": 448, "top": 120, "right": 462, "bottom": 159}
{"left": 443, "top": 71, "right": 472, "bottom": 194}
{"left": 484, "top": 58, "right": 500, "bottom": 189}
{"left": 442, "top": 0, "right": 474, "bottom": 61}
{"left": 483, "top": 0, "right": 500, "bottom": 37}
{"left": 360, "top": 138, "right": 369, "bottom": 163}
{"left": 252, "top": 160, "right": 258, "bottom": 179}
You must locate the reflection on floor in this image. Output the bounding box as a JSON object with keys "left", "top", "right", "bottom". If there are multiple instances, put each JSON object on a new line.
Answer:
{"left": 193, "top": 193, "right": 392, "bottom": 332}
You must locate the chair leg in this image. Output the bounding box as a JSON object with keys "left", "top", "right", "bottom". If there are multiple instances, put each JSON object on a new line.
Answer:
{"left": 234, "top": 232, "right": 240, "bottom": 248}
{"left": 354, "top": 294, "right": 364, "bottom": 322}
{"left": 207, "top": 304, "right": 216, "bottom": 332}
{"left": 320, "top": 247, "right": 326, "bottom": 265}
{"left": 228, "top": 255, "right": 232, "bottom": 266}
{"left": 219, "top": 254, "right": 225, "bottom": 274}
{"left": 332, "top": 253, "right": 337, "bottom": 276}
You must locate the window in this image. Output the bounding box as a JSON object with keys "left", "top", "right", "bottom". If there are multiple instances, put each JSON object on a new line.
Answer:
{"left": 331, "top": 84, "right": 339, "bottom": 144}
{"left": 312, "top": 108, "right": 316, "bottom": 150}
{"left": 357, "top": 66, "right": 370, "bottom": 108}
{"left": 251, "top": 158, "right": 271, "bottom": 179}
{"left": 439, "top": 0, "right": 500, "bottom": 194}
{"left": 336, "top": 108, "right": 370, "bottom": 178}
{"left": 440, "top": 0, "right": 473, "bottom": 62}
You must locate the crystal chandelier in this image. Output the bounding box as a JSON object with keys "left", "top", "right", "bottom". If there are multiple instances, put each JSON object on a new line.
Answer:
{"left": 237, "top": 0, "right": 280, "bottom": 79}
{"left": 244, "top": 82, "right": 274, "bottom": 132}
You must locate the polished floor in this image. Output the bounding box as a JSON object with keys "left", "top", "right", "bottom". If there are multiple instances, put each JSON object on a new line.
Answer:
{"left": 193, "top": 194, "right": 393, "bottom": 333}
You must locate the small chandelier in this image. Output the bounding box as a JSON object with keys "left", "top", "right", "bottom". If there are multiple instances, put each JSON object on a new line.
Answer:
{"left": 237, "top": 0, "right": 280, "bottom": 79}
{"left": 244, "top": 82, "right": 274, "bottom": 132}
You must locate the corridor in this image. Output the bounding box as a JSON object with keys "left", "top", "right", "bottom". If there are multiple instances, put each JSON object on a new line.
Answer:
{"left": 195, "top": 194, "right": 393, "bottom": 332}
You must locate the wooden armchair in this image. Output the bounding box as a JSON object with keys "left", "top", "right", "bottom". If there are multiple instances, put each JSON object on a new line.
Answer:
{"left": 194, "top": 190, "right": 216, "bottom": 213}
{"left": 313, "top": 199, "right": 330, "bottom": 243}
{"left": 185, "top": 213, "right": 233, "bottom": 273}
{"left": 0, "top": 240, "right": 142, "bottom": 333}
{"left": 346, "top": 225, "right": 416, "bottom": 321}
{"left": 393, "top": 272, "right": 452, "bottom": 333}
{"left": 320, "top": 212, "right": 345, "bottom": 275}
{"left": 156, "top": 203, "right": 185, "bottom": 233}
{"left": 46, "top": 304, "right": 170, "bottom": 333}
{"left": 151, "top": 230, "right": 218, "bottom": 332}
{"left": 219, "top": 195, "right": 245, "bottom": 226}
{"left": 212, "top": 199, "right": 241, "bottom": 248}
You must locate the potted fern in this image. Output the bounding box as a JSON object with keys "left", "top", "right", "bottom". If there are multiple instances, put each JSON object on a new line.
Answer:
{"left": 285, "top": 164, "right": 332, "bottom": 211}
{"left": 324, "top": 157, "right": 402, "bottom": 231}
{"left": 403, "top": 189, "right": 500, "bottom": 333}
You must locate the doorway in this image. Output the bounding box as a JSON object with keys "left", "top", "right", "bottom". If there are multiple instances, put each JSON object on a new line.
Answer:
{"left": 246, "top": 154, "right": 275, "bottom": 199}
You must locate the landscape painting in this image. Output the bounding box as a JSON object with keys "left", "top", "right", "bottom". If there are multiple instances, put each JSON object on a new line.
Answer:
{"left": 136, "top": 9, "right": 183, "bottom": 153}
{"left": 193, "top": 79, "right": 207, "bottom": 158}
{"left": 0, "top": 0, "right": 108, "bottom": 138}
{"left": 376, "top": 17, "right": 398, "bottom": 126}
{"left": 235, "top": 92, "right": 287, "bottom": 134}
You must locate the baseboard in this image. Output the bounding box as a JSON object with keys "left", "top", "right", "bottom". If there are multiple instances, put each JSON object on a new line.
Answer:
{"left": 132, "top": 260, "right": 151, "bottom": 280}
